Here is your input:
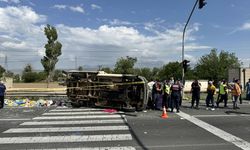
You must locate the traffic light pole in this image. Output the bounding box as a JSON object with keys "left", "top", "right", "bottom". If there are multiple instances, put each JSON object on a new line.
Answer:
{"left": 182, "top": 0, "right": 199, "bottom": 85}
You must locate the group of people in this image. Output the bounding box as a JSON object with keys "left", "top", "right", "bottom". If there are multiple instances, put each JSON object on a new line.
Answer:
{"left": 191, "top": 78, "right": 244, "bottom": 110}
{"left": 149, "top": 77, "right": 249, "bottom": 112}
{"left": 150, "top": 77, "right": 183, "bottom": 113}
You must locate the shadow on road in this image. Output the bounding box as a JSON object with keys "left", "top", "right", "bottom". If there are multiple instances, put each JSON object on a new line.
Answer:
{"left": 123, "top": 116, "right": 148, "bottom": 150}
{"left": 225, "top": 111, "right": 250, "bottom": 115}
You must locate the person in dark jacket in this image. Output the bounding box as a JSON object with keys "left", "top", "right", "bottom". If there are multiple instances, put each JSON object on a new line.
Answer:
{"left": 0, "top": 81, "right": 6, "bottom": 108}
{"left": 191, "top": 79, "right": 201, "bottom": 109}
{"left": 170, "top": 80, "right": 182, "bottom": 113}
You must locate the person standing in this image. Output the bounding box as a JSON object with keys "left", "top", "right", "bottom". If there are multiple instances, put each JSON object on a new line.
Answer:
{"left": 216, "top": 80, "right": 228, "bottom": 108}
{"left": 206, "top": 81, "right": 216, "bottom": 110}
{"left": 232, "top": 79, "right": 241, "bottom": 109}
{"left": 153, "top": 80, "right": 162, "bottom": 110}
{"left": 191, "top": 79, "right": 201, "bottom": 109}
{"left": 0, "top": 81, "right": 6, "bottom": 108}
{"left": 246, "top": 78, "right": 250, "bottom": 100}
{"left": 170, "top": 80, "right": 182, "bottom": 113}
{"left": 162, "top": 80, "right": 171, "bottom": 110}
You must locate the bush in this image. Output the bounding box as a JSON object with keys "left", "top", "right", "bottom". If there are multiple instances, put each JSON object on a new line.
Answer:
{"left": 22, "top": 72, "right": 38, "bottom": 83}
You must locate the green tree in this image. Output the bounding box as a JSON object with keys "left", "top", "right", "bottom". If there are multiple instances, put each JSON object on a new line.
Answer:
{"left": 195, "top": 49, "right": 241, "bottom": 82}
{"left": 114, "top": 56, "right": 137, "bottom": 74}
{"left": 0, "top": 65, "right": 5, "bottom": 78}
{"left": 13, "top": 74, "right": 21, "bottom": 83}
{"left": 23, "top": 64, "right": 32, "bottom": 73}
{"left": 158, "top": 62, "right": 182, "bottom": 81}
{"left": 22, "top": 72, "right": 38, "bottom": 83}
{"left": 53, "top": 69, "right": 64, "bottom": 81}
{"left": 41, "top": 24, "right": 62, "bottom": 87}
{"left": 134, "top": 67, "right": 153, "bottom": 81}
{"left": 78, "top": 66, "right": 83, "bottom": 71}
{"left": 5, "top": 70, "right": 14, "bottom": 78}
{"left": 36, "top": 71, "right": 47, "bottom": 82}
{"left": 100, "top": 67, "right": 113, "bottom": 73}
{"left": 22, "top": 64, "right": 36, "bottom": 83}
{"left": 151, "top": 67, "right": 160, "bottom": 80}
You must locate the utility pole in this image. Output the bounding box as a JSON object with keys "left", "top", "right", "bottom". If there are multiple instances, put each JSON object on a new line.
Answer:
{"left": 182, "top": 0, "right": 206, "bottom": 85}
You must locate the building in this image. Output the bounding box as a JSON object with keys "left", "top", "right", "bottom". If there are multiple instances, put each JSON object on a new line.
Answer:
{"left": 228, "top": 68, "right": 250, "bottom": 91}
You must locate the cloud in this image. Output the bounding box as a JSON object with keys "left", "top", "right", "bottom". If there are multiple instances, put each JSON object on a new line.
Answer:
{"left": 230, "top": 22, "right": 250, "bottom": 34}
{"left": 0, "top": 6, "right": 210, "bottom": 70}
{"left": 69, "top": 6, "right": 84, "bottom": 13}
{"left": 0, "top": 0, "right": 20, "bottom": 3}
{"left": 109, "top": 19, "right": 133, "bottom": 26}
{"left": 91, "top": 4, "right": 102, "bottom": 10}
{"left": 239, "top": 22, "right": 250, "bottom": 30}
{"left": 53, "top": 4, "right": 85, "bottom": 14}
{"left": 0, "top": 6, "right": 46, "bottom": 69}
{"left": 55, "top": 23, "right": 209, "bottom": 68}
{"left": 53, "top": 4, "right": 67, "bottom": 9}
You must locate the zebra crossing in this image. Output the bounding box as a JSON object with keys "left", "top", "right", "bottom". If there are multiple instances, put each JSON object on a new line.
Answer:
{"left": 0, "top": 107, "right": 137, "bottom": 150}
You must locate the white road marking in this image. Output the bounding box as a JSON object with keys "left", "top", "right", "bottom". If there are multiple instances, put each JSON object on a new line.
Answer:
{"left": 43, "top": 111, "right": 124, "bottom": 115}
{"left": 33, "top": 114, "right": 124, "bottom": 120}
{"left": 21, "top": 119, "right": 125, "bottom": 126}
{"left": 193, "top": 114, "right": 238, "bottom": 118}
{"left": 193, "top": 114, "right": 250, "bottom": 118}
{"left": 4, "top": 125, "right": 129, "bottom": 133}
{"left": 177, "top": 111, "right": 250, "bottom": 150}
{"left": 0, "top": 118, "right": 31, "bottom": 121}
{"left": 26, "top": 146, "right": 136, "bottom": 150}
{"left": 0, "top": 134, "right": 132, "bottom": 144}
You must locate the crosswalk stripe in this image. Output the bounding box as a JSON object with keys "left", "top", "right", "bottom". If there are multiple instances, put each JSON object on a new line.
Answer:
{"left": 4, "top": 125, "right": 129, "bottom": 133}
{"left": 33, "top": 115, "right": 124, "bottom": 120}
{"left": 0, "top": 134, "right": 132, "bottom": 144}
{"left": 26, "top": 146, "right": 136, "bottom": 150}
{"left": 43, "top": 111, "right": 124, "bottom": 115}
{"left": 50, "top": 108, "right": 104, "bottom": 112}
{"left": 21, "top": 119, "right": 125, "bottom": 126}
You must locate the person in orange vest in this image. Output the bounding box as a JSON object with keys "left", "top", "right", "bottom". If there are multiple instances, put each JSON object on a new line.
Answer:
{"left": 206, "top": 81, "right": 216, "bottom": 110}
{"left": 232, "top": 79, "right": 241, "bottom": 109}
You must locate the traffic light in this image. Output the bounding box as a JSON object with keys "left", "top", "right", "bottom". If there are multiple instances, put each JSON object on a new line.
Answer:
{"left": 198, "top": 0, "right": 207, "bottom": 9}
{"left": 183, "top": 60, "right": 190, "bottom": 73}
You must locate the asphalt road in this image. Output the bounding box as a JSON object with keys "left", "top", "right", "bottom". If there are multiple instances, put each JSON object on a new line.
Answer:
{"left": 0, "top": 100, "right": 249, "bottom": 150}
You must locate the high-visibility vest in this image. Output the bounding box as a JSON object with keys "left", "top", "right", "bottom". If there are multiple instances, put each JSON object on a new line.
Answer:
{"left": 164, "top": 84, "right": 170, "bottom": 94}
{"left": 219, "top": 84, "right": 226, "bottom": 95}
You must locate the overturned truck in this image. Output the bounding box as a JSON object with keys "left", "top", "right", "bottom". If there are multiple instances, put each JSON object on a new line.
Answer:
{"left": 65, "top": 70, "right": 148, "bottom": 111}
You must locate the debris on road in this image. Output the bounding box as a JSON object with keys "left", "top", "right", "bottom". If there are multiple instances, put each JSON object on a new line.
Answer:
{"left": 4, "top": 98, "right": 56, "bottom": 107}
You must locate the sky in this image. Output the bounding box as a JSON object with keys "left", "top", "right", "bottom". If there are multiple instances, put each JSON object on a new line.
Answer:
{"left": 0, "top": 0, "right": 250, "bottom": 72}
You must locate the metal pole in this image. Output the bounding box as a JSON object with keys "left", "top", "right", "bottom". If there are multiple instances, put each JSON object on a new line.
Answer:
{"left": 182, "top": 0, "right": 199, "bottom": 84}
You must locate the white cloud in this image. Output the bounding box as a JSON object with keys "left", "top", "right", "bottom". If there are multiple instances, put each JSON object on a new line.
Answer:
{"left": 239, "top": 22, "right": 250, "bottom": 30}
{"left": 53, "top": 5, "right": 85, "bottom": 14}
{"left": 0, "top": 6, "right": 46, "bottom": 70}
{"left": 55, "top": 23, "right": 209, "bottom": 68}
{"left": 91, "top": 4, "right": 102, "bottom": 10}
{"left": 0, "top": 0, "right": 20, "bottom": 3}
{"left": 230, "top": 22, "right": 250, "bottom": 34}
{"left": 0, "top": 6, "right": 210, "bottom": 70}
{"left": 53, "top": 5, "right": 67, "bottom": 9}
{"left": 109, "top": 19, "right": 133, "bottom": 26}
{"left": 69, "top": 6, "right": 84, "bottom": 13}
